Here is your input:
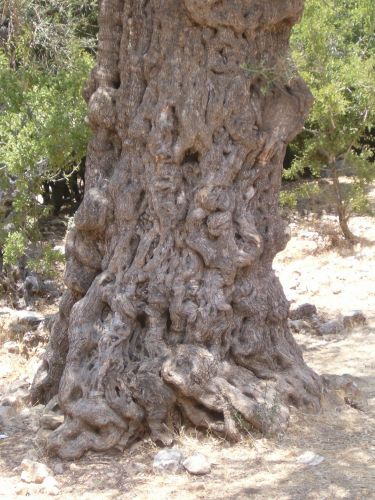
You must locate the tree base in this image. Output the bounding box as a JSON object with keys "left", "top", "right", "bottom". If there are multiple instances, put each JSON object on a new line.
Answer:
{"left": 44, "top": 337, "right": 321, "bottom": 460}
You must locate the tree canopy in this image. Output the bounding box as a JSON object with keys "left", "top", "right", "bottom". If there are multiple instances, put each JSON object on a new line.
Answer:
{"left": 287, "top": 0, "right": 375, "bottom": 238}
{"left": 0, "top": 0, "right": 97, "bottom": 271}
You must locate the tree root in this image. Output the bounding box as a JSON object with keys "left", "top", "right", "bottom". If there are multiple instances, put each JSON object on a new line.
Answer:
{"left": 45, "top": 343, "right": 321, "bottom": 459}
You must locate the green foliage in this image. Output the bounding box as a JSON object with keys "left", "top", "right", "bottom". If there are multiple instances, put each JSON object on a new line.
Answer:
{"left": 28, "top": 243, "right": 65, "bottom": 278}
{"left": 286, "top": 0, "right": 375, "bottom": 239}
{"left": 0, "top": 0, "right": 96, "bottom": 273}
{"left": 2, "top": 230, "right": 26, "bottom": 266}
{"left": 280, "top": 183, "right": 321, "bottom": 210}
{"left": 279, "top": 191, "right": 298, "bottom": 210}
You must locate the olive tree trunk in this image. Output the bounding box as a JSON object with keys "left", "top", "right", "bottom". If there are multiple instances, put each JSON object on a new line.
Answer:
{"left": 32, "top": 0, "right": 322, "bottom": 459}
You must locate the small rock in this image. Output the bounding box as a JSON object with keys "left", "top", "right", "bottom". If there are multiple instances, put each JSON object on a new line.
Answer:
{"left": 132, "top": 461, "right": 147, "bottom": 473}
{"left": 0, "top": 433, "right": 9, "bottom": 440}
{"left": 15, "top": 310, "right": 45, "bottom": 327}
{"left": 343, "top": 310, "right": 366, "bottom": 328}
{"left": 153, "top": 448, "right": 183, "bottom": 472}
{"left": 289, "top": 303, "right": 317, "bottom": 320}
{"left": 331, "top": 285, "right": 342, "bottom": 295}
{"left": 15, "top": 483, "right": 36, "bottom": 496}
{"left": 52, "top": 463, "right": 64, "bottom": 475}
{"left": 9, "top": 378, "right": 30, "bottom": 391}
{"left": 318, "top": 319, "right": 344, "bottom": 336}
{"left": 289, "top": 279, "right": 301, "bottom": 291}
{"left": 5, "top": 309, "right": 44, "bottom": 336}
{"left": 300, "top": 230, "right": 319, "bottom": 240}
{"left": 1, "top": 385, "right": 30, "bottom": 408}
{"left": 19, "top": 407, "right": 32, "bottom": 418}
{"left": 296, "top": 451, "right": 325, "bottom": 466}
{"left": 3, "top": 341, "right": 20, "bottom": 354}
{"left": 40, "top": 396, "right": 63, "bottom": 430}
{"left": 42, "top": 476, "right": 60, "bottom": 496}
{"left": 322, "top": 374, "right": 366, "bottom": 410}
{"left": 288, "top": 319, "right": 310, "bottom": 333}
{"left": 0, "top": 404, "right": 16, "bottom": 426}
{"left": 53, "top": 245, "right": 65, "bottom": 256}
{"left": 0, "top": 306, "right": 14, "bottom": 316}
{"left": 20, "top": 459, "right": 52, "bottom": 484}
{"left": 183, "top": 453, "right": 211, "bottom": 475}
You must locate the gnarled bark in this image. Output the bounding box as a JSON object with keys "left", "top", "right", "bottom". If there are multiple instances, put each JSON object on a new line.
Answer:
{"left": 32, "top": 0, "right": 322, "bottom": 460}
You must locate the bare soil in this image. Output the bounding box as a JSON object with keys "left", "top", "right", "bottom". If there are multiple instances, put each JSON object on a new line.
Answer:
{"left": 0, "top": 211, "right": 374, "bottom": 500}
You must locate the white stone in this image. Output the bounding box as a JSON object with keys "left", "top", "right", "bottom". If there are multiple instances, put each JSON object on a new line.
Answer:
{"left": 296, "top": 451, "right": 325, "bottom": 466}
{"left": 42, "top": 476, "right": 60, "bottom": 495}
{"left": 20, "top": 459, "right": 52, "bottom": 484}
{"left": 53, "top": 245, "right": 65, "bottom": 256}
{"left": 183, "top": 453, "right": 211, "bottom": 475}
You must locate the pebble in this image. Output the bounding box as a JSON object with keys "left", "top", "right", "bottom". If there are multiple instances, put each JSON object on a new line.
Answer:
{"left": 289, "top": 303, "right": 317, "bottom": 320}
{"left": 296, "top": 451, "right": 325, "bottom": 466}
{"left": 318, "top": 319, "right": 345, "bottom": 335}
{"left": 20, "top": 459, "right": 52, "bottom": 484}
{"left": 1, "top": 386, "right": 30, "bottom": 409}
{"left": 52, "top": 463, "right": 64, "bottom": 475}
{"left": 0, "top": 405, "right": 16, "bottom": 426}
{"left": 289, "top": 319, "right": 310, "bottom": 333}
{"left": 183, "top": 453, "right": 211, "bottom": 475}
{"left": 14, "top": 310, "right": 45, "bottom": 327}
{"left": 153, "top": 448, "right": 183, "bottom": 472}
{"left": 15, "top": 483, "right": 38, "bottom": 496}
{"left": 343, "top": 310, "right": 366, "bottom": 328}
{"left": 42, "top": 476, "right": 60, "bottom": 496}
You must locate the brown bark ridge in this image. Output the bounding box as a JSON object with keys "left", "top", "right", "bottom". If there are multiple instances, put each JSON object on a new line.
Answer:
{"left": 31, "top": 0, "right": 322, "bottom": 459}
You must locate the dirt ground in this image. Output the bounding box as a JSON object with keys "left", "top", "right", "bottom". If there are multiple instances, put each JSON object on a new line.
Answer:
{"left": 0, "top": 210, "right": 374, "bottom": 499}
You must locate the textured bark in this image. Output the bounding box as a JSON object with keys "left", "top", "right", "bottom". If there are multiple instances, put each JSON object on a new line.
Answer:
{"left": 32, "top": 0, "right": 322, "bottom": 459}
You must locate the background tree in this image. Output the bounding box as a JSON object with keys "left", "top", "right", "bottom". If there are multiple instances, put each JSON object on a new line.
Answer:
{"left": 285, "top": 0, "right": 375, "bottom": 240}
{"left": 0, "top": 0, "right": 97, "bottom": 273}
{"left": 31, "top": 0, "right": 322, "bottom": 460}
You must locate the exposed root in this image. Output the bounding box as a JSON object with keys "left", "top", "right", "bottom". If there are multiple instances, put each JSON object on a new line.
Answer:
{"left": 45, "top": 342, "right": 321, "bottom": 459}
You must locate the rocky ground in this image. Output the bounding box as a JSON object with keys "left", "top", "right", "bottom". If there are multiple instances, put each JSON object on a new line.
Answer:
{"left": 0, "top": 209, "right": 374, "bottom": 500}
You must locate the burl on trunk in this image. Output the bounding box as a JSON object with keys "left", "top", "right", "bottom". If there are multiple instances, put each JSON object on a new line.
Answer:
{"left": 32, "top": 0, "right": 322, "bottom": 459}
